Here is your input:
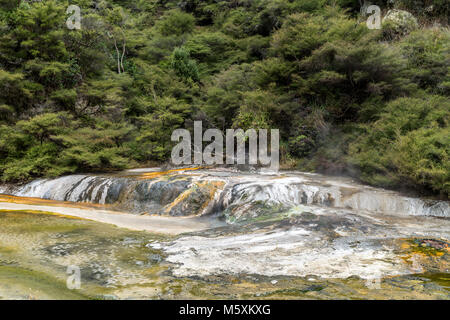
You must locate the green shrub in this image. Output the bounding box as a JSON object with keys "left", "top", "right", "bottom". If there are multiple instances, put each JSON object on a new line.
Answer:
{"left": 349, "top": 95, "right": 449, "bottom": 196}
{"left": 156, "top": 9, "right": 195, "bottom": 36}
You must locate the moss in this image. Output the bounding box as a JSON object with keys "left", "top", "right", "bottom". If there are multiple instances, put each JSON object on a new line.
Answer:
{"left": 259, "top": 285, "right": 324, "bottom": 298}
{"left": 408, "top": 238, "right": 449, "bottom": 257}
{"left": 0, "top": 265, "right": 92, "bottom": 300}
{"left": 0, "top": 208, "right": 448, "bottom": 299}
{"left": 417, "top": 273, "right": 450, "bottom": 292}
{"left": 0, "top": 245, "right": 16, "bottom": 255}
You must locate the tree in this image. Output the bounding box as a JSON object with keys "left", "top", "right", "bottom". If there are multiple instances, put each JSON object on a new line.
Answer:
{"left": 170, "top": 47, "right": 199, "bottom": 82}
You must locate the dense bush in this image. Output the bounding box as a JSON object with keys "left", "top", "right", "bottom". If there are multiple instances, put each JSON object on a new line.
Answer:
{"left": 0, "top": 0, "right": 448, "bottom": 198}
{"left": 349, "top": 95, "right": 449, "bottom": 195}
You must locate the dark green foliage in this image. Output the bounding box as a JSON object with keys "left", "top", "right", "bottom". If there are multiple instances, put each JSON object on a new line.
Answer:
{"left": 349, "top": 95, "right": 449, "bottom": 195}
{"left": 0, "top": 0, "right": 448, "bottom": 197}
{"left": 170, "top": 47, "right": 199, "bottom": 81}
{"left": 401, "top": 28, "right": 450, "bottom": 93}
{"left": 155, "top": 9, "right": 195, "bottom": 36}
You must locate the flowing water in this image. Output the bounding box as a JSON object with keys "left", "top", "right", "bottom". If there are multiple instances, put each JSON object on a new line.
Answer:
{"left": 0, "top": 168, "right": 448, "bottom": 299}
{"left": 1, "top": 168, "right": 448, "bottom": 218}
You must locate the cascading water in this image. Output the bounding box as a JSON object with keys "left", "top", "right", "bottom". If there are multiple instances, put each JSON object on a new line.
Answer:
{"left": 0, "top": 168, "right": 449, "bottom": 292}
{"left": 1, "top": 174, "right": 197, "bottom": 215}
{"left": 217, "top": 176, "right": 450, "bottom": 219}
{"left": 0, "top": 169, "right": 449, "bottom": 219}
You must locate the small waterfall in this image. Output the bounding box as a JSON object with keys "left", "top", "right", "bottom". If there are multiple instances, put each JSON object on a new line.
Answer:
{"left": 0, "top": 170, "right": 448, "bottom": 219}
{"left": 13, "top": 175, "right": 130, "bottom": 204}
{"left": 215, "top": 176, "right": 450, "bottom": 219}
{"left": 1, "top": 174, "right": 195, "bottom": 215}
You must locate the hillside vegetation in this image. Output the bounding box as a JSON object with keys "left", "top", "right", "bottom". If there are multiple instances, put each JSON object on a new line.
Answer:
{"left": 0, "top": 0, "right": 448, "bottom": 197}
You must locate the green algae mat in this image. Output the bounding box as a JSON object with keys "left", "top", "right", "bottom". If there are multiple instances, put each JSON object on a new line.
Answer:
{"left": 0, "top": 210, "right": 448, "bottom": 300}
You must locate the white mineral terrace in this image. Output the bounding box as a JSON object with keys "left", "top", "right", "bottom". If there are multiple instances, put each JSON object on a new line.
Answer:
{"left": 0, "top": 168, "right": 448, "bottom": 279}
